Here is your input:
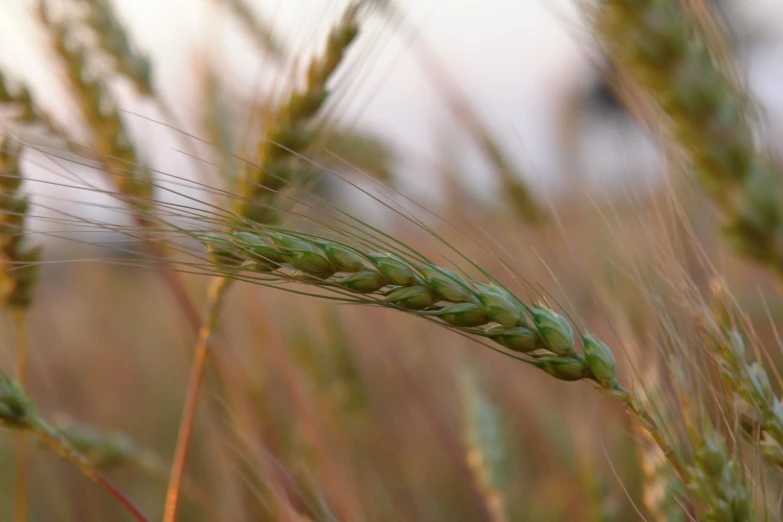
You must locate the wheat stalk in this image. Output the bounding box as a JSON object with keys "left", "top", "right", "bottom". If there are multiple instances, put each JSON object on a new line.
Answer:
{"left": 1, "top": 139, "right": 40, "bottom": 522}
{"left": 160, "top": 6, "right": 366, "bottom": 520}
{"left": 161, "top": 275, "right": 229, "bottom": 522}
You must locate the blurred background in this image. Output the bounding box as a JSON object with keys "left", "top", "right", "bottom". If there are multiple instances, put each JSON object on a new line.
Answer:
{"left": 3, "top": 0, "right": 783, "bottom": 520}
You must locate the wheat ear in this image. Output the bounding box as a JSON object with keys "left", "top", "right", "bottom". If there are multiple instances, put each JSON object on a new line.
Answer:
{"left": 193, "top": 226, "right": 690, "bottom": 487}
{"left": 688, "top": 279, "right": 783, "bottom": 472}
{"left": 1, "top": 372, "right": 150, "bottom": 522}
{"left": 236, "top": 2, "right": 361, "bottom": 225}
{"left": 594, "top": 0, "right": 783, "bottom": 275}
{"left": 37, "top": 0, "right": 154, "bottom": 204}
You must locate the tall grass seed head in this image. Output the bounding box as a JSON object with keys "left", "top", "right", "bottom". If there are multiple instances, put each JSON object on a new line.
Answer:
{"left": 582, "top": 333, "right": 617, "bottom": 387}
{"left": 531, "top": 304, "right": 575, "bottom": 356}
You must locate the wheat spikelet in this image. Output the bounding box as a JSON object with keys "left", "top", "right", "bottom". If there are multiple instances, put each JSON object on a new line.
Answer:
{"left": 595, "top": 0, "right": 783, "bottom": 274}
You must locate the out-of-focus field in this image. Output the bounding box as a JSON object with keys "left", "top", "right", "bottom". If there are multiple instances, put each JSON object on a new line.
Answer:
{"left": 4, "top": 1, "right": 783, "bottom": 521}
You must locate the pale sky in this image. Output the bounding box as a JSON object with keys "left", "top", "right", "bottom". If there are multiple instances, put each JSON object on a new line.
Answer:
{"left": 2, "top": 0, "right": 783, "bottom": 220}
